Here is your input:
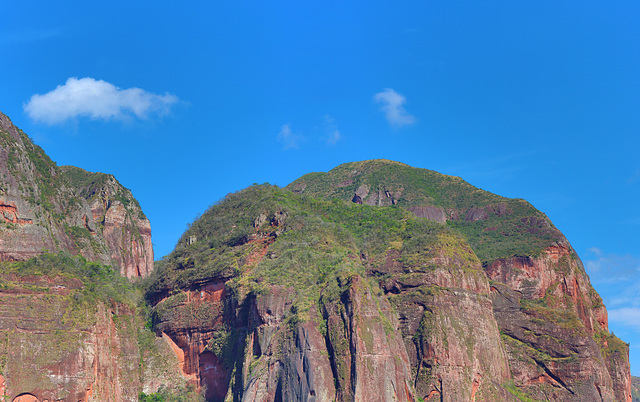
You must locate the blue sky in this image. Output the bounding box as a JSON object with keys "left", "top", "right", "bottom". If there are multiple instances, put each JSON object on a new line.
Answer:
{"left": 2, "top": 1, "right": 639, "bottom": 374}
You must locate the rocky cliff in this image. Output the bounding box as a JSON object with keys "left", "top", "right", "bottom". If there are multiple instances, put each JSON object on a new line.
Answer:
{"left": 0, "top": 253, "right": 188, "bottom": 401}
{"left": 631, "top": 376, "right": 640, "bottom": 401}
{"left": 0, "top": 112, "right": 169, "bottom": 401}
{"left": 0, "top": 112, "right": 153, "bottom": 278}
{"left": 144, "top": 160, "right": 630, "bottom": 401}
{"left": 0, "top": 119, "right": 630, "bottom": 402}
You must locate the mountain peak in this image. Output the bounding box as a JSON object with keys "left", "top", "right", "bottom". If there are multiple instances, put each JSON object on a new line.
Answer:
{"left": 0, "top": 113, "right": 153, "bottom": 277}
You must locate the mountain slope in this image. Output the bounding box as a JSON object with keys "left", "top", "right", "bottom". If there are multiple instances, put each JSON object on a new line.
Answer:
{"left": 0, "top": 112, "right": 152, "bottom": 278}
{"left": 146, "top": 185, "right": 511, "bottom": 400}
{"left": 287, "top": 159, "right": 564, "bottom": 264}
{"left": 146, "top": 161, "right": 631, "bottom": 401}
{"left": 0, "top": 112, "right": 628, "bottom": 402}
{"left": 0, "top": 112, "right": 176, "bottom": 401}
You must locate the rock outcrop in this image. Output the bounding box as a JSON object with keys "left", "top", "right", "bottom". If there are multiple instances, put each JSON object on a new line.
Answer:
{"left": 0, "top": 255, "right": 185, "bottom": 401}
{"left": 0, "top": 112, "right": 165, "bottom": 401}
{"left": 286, "top": 160, "right": 631, "bottom": 402}
{"left": 0, "top": 272, "right": 140, "bottom": 401}
{"left": 0, "top": 111, "right": 153, "bottom": 278}
{"left": 488, "top": 243, "right": 631, "bottom": 401}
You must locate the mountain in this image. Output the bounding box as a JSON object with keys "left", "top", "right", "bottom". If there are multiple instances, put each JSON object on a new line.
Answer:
{"left": 632, "top": 376, "right": 640, "bottom": 401}
{"left": 0, "top": 110, "right": 631, "bottom": 401}
{"left": 145, "top": 160, "right": 631, "bottom": 401}
{"left": 0, "top": 112, "right": 152, "bottom": 278}
{"left": 0, "top": 113, "right": 184, "bottom": 401}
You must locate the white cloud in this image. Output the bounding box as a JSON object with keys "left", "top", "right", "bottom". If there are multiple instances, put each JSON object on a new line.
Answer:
{"left": 627, "top": 169, "right": 640, "bottom": 185}
{"left": 326, "top": 130, "right": 341, "bottom": 145}
{"left": 373, "top": 88, "right": 415, "bottom": 128}
{"left": 585, "top": 248, "right": 640, "bottom": 309}
{"left": 585, "top": 249, "right": 640, "bottom": 284}
{"left": 608, "top": 308, "right": 640, "bottom": 331}
{"left": 24, "top": 77, "right": 179, "bottom": 125}
{"left": 277, "top": 124, "right": 303, "bottom": 150}
{"left": 588, "top": 247, "right": 603, "bottom": 256}
{"left": 323, "top": 115, "right": 341, "bottom": 145}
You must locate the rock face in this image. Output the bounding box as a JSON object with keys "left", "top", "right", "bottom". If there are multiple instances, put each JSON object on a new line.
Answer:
{"left": 0, "top": 263, "right": 188, "bottom": 401}
{"left": 631, "top": 376, "right": 640, "bottom": 401}
{"left": 0, "top": 112, "right": 152, "bottom": 278}
{"left": 488, "top": 244, "right": 632, "bottom": 401}
{"left": 145, "top": 160, "right": 630, "bottom": 402}
{"left": 0, "top": 273, "right": 140, "bottom": 401}
{"left": 0, "top": 112, "right": 167, "bottom": 400}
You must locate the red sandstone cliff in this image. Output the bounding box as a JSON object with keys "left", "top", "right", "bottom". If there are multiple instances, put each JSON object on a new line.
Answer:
{"left": 0, "top": 112, "right": 152, "bottom": 278}
{"left": 145, "top": 188, "right": 517, "bottom": 401}
{"left": 0, "top": 274, "right": 140, "bottom": 401}
{"left": 0, "top": 111, "right": 162, "bottom": 401}
{"left": 488, "top": 242, "right": 631, "bottom": 401}
{"left": 142, "top": 165, "right": 632, "bottom": 401}
{"left": 0, "top": 138, "right": 630, "bottom": 402}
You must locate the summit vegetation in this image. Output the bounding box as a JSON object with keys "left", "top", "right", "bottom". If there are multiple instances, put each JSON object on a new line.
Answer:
{"left": 146, "top": 184, "right": 475, "bottom": 320}
{"left": 288, "top": 159, "right": 566, "bottom": 264}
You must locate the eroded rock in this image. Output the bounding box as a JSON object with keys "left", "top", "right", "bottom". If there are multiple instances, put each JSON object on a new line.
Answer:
{"left": 0, "top": 111, "right": 153, "bottom": 278}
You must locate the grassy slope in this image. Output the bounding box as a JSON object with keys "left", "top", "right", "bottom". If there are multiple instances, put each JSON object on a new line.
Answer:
{"left": 287, "top": 159, "right": 566, "bottom": 264}
{"left": 146, "top": 184, "right": 475, "bottom": 317}
{"left": 0, "top": 252, "right": 194, "bottom": 400}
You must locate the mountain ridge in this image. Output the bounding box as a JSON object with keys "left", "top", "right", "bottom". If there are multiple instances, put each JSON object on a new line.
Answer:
{"left": 287, "top": 159, "right": 566, "bottom": 263}
{"left": 145, "top": 163, "right": 630, "bottom": 401}
{"left": 0, "top": 111, "right": 631, "bottom": 401}
{"left": 0, "top": 111, "right": 153, "bottom": 277}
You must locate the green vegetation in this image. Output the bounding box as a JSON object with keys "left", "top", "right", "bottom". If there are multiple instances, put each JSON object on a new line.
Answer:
{"left": 15, "top": 129, "right": 66, "bottom": 213}
{"left": 519, "top": 295, "right": 585, "bottom": 333}
{"left": 286, "top": 159, "right": 564, "bottom": 264}
{"left": 503, "top": 380, "right": 544, "bottom": 402}
{"left": 448, "top": 206, "right": 561, "bottom": 263}
{"left": 61, "top": 165, "right": 147, "bottom": 219}
{"left": 61, "top": 165, "right": 109, "bottom": 194}
{"left": 287, "top": 159, "right": 497, "bottom": 209}
{"left": 594, "top": 331, "right": 630, "bottom": 363}
{"left": 501, "top": 332, "right": 577, "bottom": 366}
{"left": 64, "top": 223, "right": 96, "bottom": 248}
{"left": 0, "top": 140, "right": 624, "bottom": 401}
{"left": 146, "top": 184, "right": 478, "bottom": 324}
{"left": 0, "top": 252, "right": 139, "bottom": 308}
{"left": 0, "top": 251, "right": 192, "bottom": 398}
{"left": 139, "top": 385, "right": 203, "bottom": 402}
{"left": 632, "top": 376, "right": 640, "bottom": 402}
{"left": 205, "top": 326, "right": 242, "bottom": 368}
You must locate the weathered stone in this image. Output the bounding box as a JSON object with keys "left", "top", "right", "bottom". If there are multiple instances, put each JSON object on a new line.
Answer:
{"left": 488, "top": 244, "right": 631, "bottom": 401}
{"left": 0, "top": 277, "right": 140, "bottom": 401}
{"left": 0, "top": 111, "right": 153, "bottom": 278}
{"left": 408, "top": 205, "right": 447, "bottom": 224}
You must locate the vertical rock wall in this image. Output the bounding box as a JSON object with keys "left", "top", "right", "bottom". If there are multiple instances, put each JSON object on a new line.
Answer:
{"left": 0, "top": 277, "right": 140, "bottom": 401}
{"left": 0, "top": 111, "right": 153, "bottom": 278}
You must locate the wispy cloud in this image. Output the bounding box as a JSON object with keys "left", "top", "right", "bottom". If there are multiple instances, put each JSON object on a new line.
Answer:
{"left": 625, "top": 216, "right": 640, "bottom": 226}
{"left": 585, "top": 249, "right": 640, "bottom": 285}
{"left": 323, "top": 115, "right": 341, "bottom": 145}
{"left": 585, "top": 248, "right": 640, "bottom": 310}
{"left": 0, "top": 29, "right": 60, "bottom": 45}
{"left": 627, "top": 169, "right": 640, "bottom": 185}
{"left": 444, "top": 150, "right": 541, "bottom": 184}
{"left": 277, "top": 124, "right": 303, "bottom": 150}
{"left": 24, "top": 77, "right": 179, "bottom": 125}
{"left": 373, "top": 88, "right": 415, "bottom": 128}
{"left": 608, "top": 307, "right": 640, "bottom": 331}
